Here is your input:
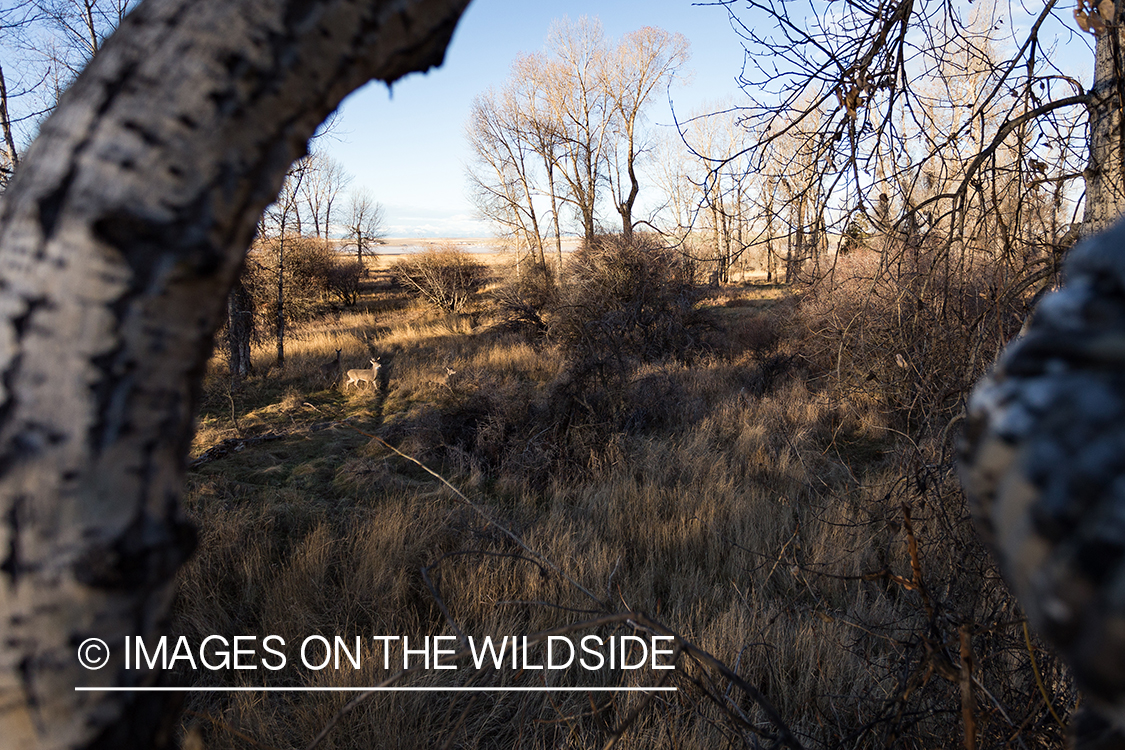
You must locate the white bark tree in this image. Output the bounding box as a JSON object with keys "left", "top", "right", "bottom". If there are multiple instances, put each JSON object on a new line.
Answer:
{"left": 544, "top": 16, "right": 611, "bottom": 246}
{"left": 0, "top": 1, "right": 471, "bottom": 749}
{"left": 1082, "top": 5, "right": 1125, "bottom": 236}
{"left": 466, "top": 84, "right": 548, "bottom": 272}
{"left": 467, "top": 18, "right": 689, "bottom": 252}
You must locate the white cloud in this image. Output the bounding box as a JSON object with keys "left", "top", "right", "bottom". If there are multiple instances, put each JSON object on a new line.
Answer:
{"left": 383, "top": 204, "right": 492, "bottom": 238}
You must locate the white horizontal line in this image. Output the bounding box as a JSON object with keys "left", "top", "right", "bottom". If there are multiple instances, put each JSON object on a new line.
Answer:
{"left": 75, "top": 686, "right": 677, "bottom": 693}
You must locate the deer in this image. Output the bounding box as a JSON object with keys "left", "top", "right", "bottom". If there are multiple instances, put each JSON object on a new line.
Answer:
{"left": 345, "top": 358, "right": 382, "bottom": 391}
{"left": 319, "top": 348, "right": 342, "bottom": 384}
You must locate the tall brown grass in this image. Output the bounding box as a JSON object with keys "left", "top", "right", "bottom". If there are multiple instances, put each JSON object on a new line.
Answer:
{"left": 176, "top": 242, "right": 1070, "bottom": 749}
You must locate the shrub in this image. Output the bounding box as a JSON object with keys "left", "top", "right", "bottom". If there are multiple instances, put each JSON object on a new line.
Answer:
{"left": 391, "top": 245, "right": 487, "bottom": 313}
{"left": 551, "top": 233, "right": 713, "bottom": 370}
{"left": 244, "top": 236, "right": 335, "bottom": 328}
{"left": 490, "top": 259, "right": 555, "bottom": 337}
{"left": 326, "top": 259, "right": 364, "bottom": 306}
{"left": 798, "top": 243, "right": 1032, "bottom": 429}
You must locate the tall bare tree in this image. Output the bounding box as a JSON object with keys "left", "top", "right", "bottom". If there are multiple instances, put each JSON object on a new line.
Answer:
{"left": 0, "top": 2, "right": 471, "bottom": 749}
{"left": 711, "top": 0, "right": 1088, "bottom": 276}
{"left": 344, "top": 187, "right": 385, "bottom": 267}
{"left": 300, "top": 150, "right": 351, "bottom": 239}
{"left": 605, "top": 25, "right": 689, "bottom": 238}
{"left": 467, "top": 84, "right": 549, "bottom": 273}
{"left": 511, "top": 51, "right": 567, "bottom": 273}
{"left": 0, "top": 62, "right": 18, "bottom": 183}
{"left": 263, "top": 158, "right": 311, "bottom": 367}
{"left": 1080, "top": 0, "right": 1125, "bottom": 236}
{"left": 544, "top": 16, "right": 612, "bottom": 245}
{"left": 0, "top": 1, "right": 141, "bottom": 189}
{"left": 32, "top": 0, "right": 136, "bottom": 64}
{"left": 467, "top": 17, "right": 689, "bottom": 252}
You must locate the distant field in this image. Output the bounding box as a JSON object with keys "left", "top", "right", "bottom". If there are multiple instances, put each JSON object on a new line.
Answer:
{"left": 325, "top": 236, "right": 587, "bottom": 256}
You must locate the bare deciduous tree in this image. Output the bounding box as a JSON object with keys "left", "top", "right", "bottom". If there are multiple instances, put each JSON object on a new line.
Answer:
{"left": 0, "top": 0, "right": 141, "bottom": 178}
{"left": 467, "top": 83, "right": 549, "bottom": 275}
{"left": 344, "top": 187, "right": 386, "bottom": 267}
{"left": 605, "top": 25, "right": 689, "bottom": 239}
{"left": 263, "top": 158, "right": 309, "bottom": 367}
{"left": 467, "top": 17, "right": 688, "bottom": 255}
{"left": 300, "top": 150, "right": 351, "bottom": 240}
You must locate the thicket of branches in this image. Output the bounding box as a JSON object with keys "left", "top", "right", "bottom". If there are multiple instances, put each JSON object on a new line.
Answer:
{"left": 390, "top": 245, "right": 487, "bottom": 313}
{"left": 444, "top": 4, "right": 1125, "bottom": 744}
{"left": 0, "top": 1, "right": 142, "bottom": 184}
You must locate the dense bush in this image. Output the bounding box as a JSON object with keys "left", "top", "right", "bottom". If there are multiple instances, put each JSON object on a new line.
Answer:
{"left": 490, "top": 258, "right": 555, "bottom": 336}
{"left": 798, "top": 243, "right": 1033, "bottom": 430}
{"left": 552, "top": 233, "right": 715, "bottom": 369}
{"left": 326, "top": 259, "right": 364, "bottom": 306}
{"left": 391, "top": 245, "right": 487, "bottom": 313}
{"left": 244, "top": 236, "right": 335, "bottom": 329}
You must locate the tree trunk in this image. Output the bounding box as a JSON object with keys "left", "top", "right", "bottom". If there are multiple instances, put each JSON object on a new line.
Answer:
{"left": 794, "top": 197, "right": 807, "bottom": 282}
{"left": 618, "top": 136, "right": 638, "bottom": 240}
{"left": 276, "top": 235, "right": 286, "bottom": 366}
{"left": 1083, "top": 22, "right": 1125, "bottom": 237}
{"left": 785, "top": 219, "right": 793, "bottom": 285}
{"left": 228, "top": 277, "right": 253, "bottom": 389}
{"left": 0, "top": 1, "right": 471, "bottom": 748}
{"left": 0, "top": 63, "right": 19, "bottom": 179}
{"left": 548, "top": 162, "right": 563, "bottom": 279}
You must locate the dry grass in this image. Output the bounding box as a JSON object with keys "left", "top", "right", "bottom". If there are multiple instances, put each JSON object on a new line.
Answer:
{"left": 175, "top": 250, "right": 1070, "bottom": 749}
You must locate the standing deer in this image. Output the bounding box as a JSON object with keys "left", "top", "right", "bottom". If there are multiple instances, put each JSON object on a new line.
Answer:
{"left": 345, "top": 358, "right": 382, "bottom": 390}
{"left": 319, "top": 348, "right": 342, "bottom": 384}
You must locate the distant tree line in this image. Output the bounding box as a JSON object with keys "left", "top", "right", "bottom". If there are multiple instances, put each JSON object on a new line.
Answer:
{"left": 470, "top": 5, "right": 1103, "bottom": 297}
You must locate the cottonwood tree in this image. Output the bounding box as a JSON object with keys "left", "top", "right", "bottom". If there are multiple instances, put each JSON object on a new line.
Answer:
{"left": 1081, "top": 0, "right": 1125, "bottom": 236}
{"left": 665, "top": 104, "right": 774, "bottom": 284}
{"left": 543, "top": 16, "right": 611, "bottom": 245}
{"left": 512, "top": 53, "right": 567, "bottom": 271}
{"left": 466, "top": 83, "right": 550, "bottom": 275}
{"left": 0, "top": 61, "right": 18, "bottom": 183}
{"left": 605, "top": 25, "right": 689, "bottom": 239}
{"left": 0, "top": 2, "right": 471, "bottom": 749}
{"left": 1, "top": 5, "right": 46, "bottom": 183}
{"left": 0, "top": 0, "right": 140, "bottom": 176}
{"left": 467, "top": 17, "right": 688, "bottom": 249}
{"left": 32, "top": 0, "right": 135, "bottom": 66}
{"left": 712, "top": 0, "right": 1090, "bottom": 272}
{"left": 263, "top": 158, "right": 308, "bottom": 367}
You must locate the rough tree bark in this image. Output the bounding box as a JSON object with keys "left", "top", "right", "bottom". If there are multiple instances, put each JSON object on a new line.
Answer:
{"left": 228, "top": 277, "right": 253, "bottom": 389}
{"left": 1083, "top": 18, "right": 1125, "bottom": 237}
{"left": 0, "top": 63, "right": 19, "bottom": 180}
{"left": 0, "top": 0, "right": 472, "bottom": 748}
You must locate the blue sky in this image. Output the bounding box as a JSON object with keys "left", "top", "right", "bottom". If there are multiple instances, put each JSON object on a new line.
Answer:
{"left": 320, "top": 0, "right": 1096, "bottom": 239}
{"left": 323, "top": 0, "right": 751, "bottom": 238}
